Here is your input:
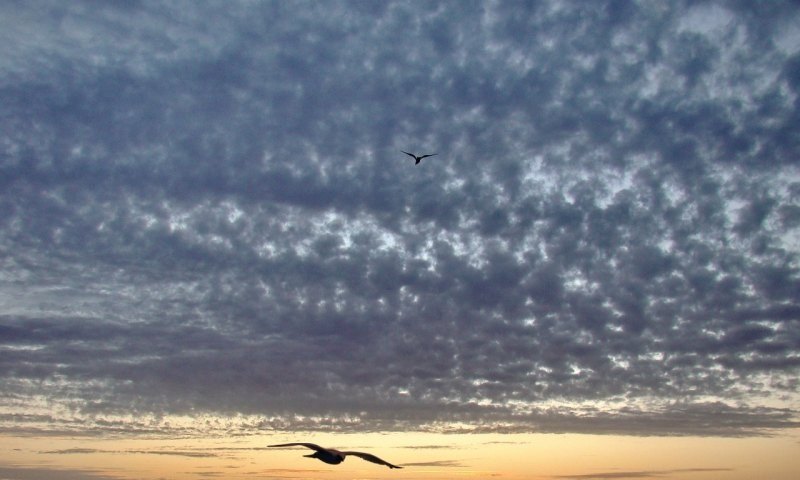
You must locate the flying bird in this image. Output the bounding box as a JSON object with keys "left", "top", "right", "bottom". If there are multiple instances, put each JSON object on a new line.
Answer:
{"left": 402, "top": 150, "right": 437, "bottom": 165}
{"left": 268, "top": 442, "right": 402, "bottom": 469}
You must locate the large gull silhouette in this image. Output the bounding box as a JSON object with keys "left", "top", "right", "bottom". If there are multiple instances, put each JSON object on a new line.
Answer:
{"left": 268, "top": 442, "right": 402, "bottom": 469}
{"left": 401, "top": 150, "right": 437, "bottom": 165}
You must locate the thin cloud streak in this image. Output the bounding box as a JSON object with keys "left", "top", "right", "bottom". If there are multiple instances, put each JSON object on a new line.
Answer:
{"left": 0, "top": 465, "right": 122, "bottom": 480}
{"left": 42, "top": 447, "right": 222, "bottom": 458}
{"left": 552, "top": 468, "right": 734, "bottom": 479}
{"left": 400, "top": 460, "right": 467, "bottom": 468}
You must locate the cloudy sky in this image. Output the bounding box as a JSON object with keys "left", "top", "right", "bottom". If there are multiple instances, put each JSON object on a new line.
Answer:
{"left": 2, "top": 0, "right": 800, "bottom": 454}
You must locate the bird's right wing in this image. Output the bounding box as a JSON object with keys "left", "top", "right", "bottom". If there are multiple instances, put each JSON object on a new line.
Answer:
{"left": 401, "top": 151, "right": 416, "bottom": 159}
{"left": 268, "top": 443, "right": 324, "bottom": 452}
{"left": 345, "top": 451, "right": 403, "bottom": 469}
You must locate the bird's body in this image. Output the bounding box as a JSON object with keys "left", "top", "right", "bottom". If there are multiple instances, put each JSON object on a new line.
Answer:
{"left": 268, "top": 442, "right": 402, "bottom": 469}
{"left": 402, "top": 150, "right": 437, "bottom": 164}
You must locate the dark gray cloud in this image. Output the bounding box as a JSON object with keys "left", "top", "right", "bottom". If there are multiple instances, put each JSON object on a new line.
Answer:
{"left": 1, "top": 0, "right": 799, "bottom": 437}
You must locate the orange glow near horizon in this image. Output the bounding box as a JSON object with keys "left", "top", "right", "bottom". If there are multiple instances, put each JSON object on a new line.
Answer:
{"left": 2, "top": 430, "right": 799, "bottom": 480}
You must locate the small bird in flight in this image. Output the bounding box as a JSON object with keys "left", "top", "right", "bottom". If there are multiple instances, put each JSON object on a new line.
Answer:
{"left": 268, "top": 442, "right": 402, "bottom": 469}
{"left": 402, "top": 150, "right": 437, "bottom": 165}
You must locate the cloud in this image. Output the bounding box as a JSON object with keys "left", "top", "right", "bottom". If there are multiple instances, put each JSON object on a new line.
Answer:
{"left": 551, "top": 468, "right": 733, "bottom": 479}
{"left": 399, "top": 444, "right": 460, "bottom": 449}
{"left": 43, "top": 448, "right": 105, "bottom": 455}
{"left": 0, "top": 464, "right": 122, "bottom": 480}
{"left": 41, "top": 447, "right": 221, "bottom": 458}
{"left": 1, "top": 0, "right": 799, "bottom": 437}
{"left": 400, "top": 460, "right": 467, "bottom": 468}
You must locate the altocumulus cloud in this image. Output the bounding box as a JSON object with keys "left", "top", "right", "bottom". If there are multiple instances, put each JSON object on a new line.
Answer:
{"left": 1, "top": 0, "right": 800, "bottom": 437}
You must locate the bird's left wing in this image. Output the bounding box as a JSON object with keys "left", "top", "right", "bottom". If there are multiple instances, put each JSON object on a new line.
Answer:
{"left": 344, "top": 451, "right": 403, "bottom": 469}
{"left": 419, "top": 153, "right": 437, "bottom": 159}
{"left": 268, "top": 443, "right": 325, "bottom": 452}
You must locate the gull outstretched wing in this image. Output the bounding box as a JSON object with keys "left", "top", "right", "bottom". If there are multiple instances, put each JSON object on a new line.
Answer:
{"left": 268, "top": 443, "right": 325, "bottom": 452}
{"left": 344, "top": 451, "right": 402, "bottom": 469}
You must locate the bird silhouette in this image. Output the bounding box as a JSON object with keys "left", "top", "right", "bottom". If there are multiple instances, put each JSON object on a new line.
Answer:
{"left": 402, "top": 150, "right": 437, "bottom": 165}
{"left": 268, "top": 442, "right": 402, "bottom": 469}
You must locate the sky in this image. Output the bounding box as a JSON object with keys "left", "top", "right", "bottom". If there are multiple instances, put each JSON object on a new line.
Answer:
{"left": 1, "top": 0, "right": 800, "bottom": 478}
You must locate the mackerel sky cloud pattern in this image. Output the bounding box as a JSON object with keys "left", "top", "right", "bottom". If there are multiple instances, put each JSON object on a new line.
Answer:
{"left": 1, "top": 0, "right": 799, "bottom": 437}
